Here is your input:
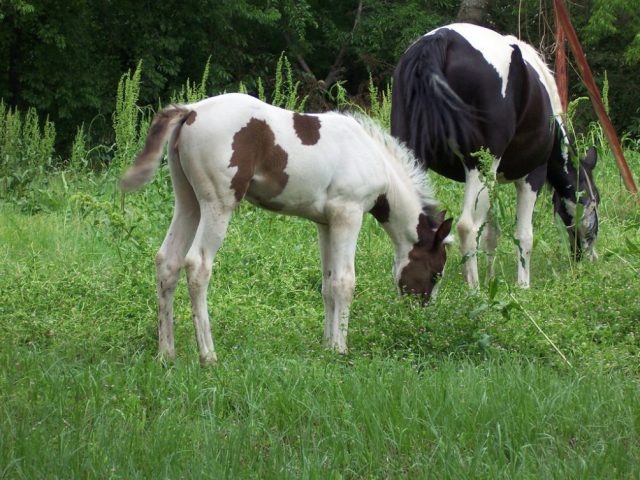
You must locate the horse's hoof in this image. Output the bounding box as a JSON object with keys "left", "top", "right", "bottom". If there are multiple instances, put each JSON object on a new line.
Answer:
{"left": 324, "top": 340, "right": 348, "bottom": 355}
{"left": 157, "top": 350, "right": 176, "bottom": 366}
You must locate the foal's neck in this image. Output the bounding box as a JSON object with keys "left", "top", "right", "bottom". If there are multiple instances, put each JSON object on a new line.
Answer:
{"left": 377, "top": 167, "right": 434, "bottom": 276}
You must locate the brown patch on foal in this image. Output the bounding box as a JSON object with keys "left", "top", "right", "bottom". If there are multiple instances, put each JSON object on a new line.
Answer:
{"left": 229, "top": 118, "right": 289, "bottom": 202}
{"left": 185, "top": 110, "right": 197, "bottom": 125}
{"left": 293, "top": 113, "right": 321, "bottom": 145}
{"left": 398, "top": 212, "right": 452, "bottom": 302}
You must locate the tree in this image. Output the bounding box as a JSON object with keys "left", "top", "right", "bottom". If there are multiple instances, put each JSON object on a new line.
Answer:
{"left": 456, "top": 0, "right": 491, "bottom": 25}
{"left": 1, "top": 0, "right": 639, "bottom": 151}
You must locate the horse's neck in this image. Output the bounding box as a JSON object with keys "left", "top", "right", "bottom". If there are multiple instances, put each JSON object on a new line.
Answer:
{"left": 546, "top": 128, "right": 580, "bottom": 202}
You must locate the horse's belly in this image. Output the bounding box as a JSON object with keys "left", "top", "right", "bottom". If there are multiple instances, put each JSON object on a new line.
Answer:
{"left": 428, "top": 158, "right": 467, "bottom": 183}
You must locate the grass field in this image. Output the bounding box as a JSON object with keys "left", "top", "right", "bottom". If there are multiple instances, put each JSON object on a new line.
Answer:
{"left": 1, "top": 130, "right": 639, "bottom": 477}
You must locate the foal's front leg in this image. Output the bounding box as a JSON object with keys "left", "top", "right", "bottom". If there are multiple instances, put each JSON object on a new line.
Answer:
{"left": 317, "top": 224, "right": 335, "bottom": 345}
{"left": 317, "top": 204, "right": 363, "bottom": 354}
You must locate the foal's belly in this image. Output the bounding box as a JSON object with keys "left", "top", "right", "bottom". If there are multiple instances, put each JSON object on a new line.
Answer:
{"left": 245, "top": 177, "right": 331, "bottom": 223}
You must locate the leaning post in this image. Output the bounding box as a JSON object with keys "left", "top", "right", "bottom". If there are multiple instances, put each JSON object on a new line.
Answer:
{"left": 553, "top": 5, "right": 568, "bottom": 112}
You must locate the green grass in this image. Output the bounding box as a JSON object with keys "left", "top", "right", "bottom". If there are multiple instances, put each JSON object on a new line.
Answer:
{"left": 2, "top": 350, "right": 638, "bottom": 479}
{"left": 1, "top": 141, "right": 639, "bottom": 477}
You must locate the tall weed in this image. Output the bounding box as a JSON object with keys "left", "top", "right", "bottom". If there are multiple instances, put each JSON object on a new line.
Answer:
{"left": 69, "top": 123, "right": 88, "bottom": 170}
{"left": 112, "top": 61, "right": 149, "bottom": 171}
{"left": 271, "top": 53, "right": 308, "bottom": 112}
{"left": 367, "top": 75, "right": 392, "bottom": 129}
{"left": 328, "top": 75, "right": 392, "bottom": 128}
{"left": 171, "top": 57, "right": 211, "bottom": 104}
{"left": 0, "top": 100, "right": 56, "bottom": 200}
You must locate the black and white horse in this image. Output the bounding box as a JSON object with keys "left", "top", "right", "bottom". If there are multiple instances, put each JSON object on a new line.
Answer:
{"left": 391, "top": 23, "right": 600, "bottom": 287}
{"left": 120, "top": 93, "right": 452, "bottom": 365}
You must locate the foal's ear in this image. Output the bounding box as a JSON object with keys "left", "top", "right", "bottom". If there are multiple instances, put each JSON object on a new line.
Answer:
{"left": 434, "top": 217, "right": 453, "bottom": 246}
{"left": 583, "top": 146, "right": 598, "bottom": 171}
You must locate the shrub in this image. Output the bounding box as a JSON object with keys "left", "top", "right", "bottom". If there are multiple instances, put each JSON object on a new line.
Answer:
{"left": 0, "top": 100, "right": 56, "bottom": 201}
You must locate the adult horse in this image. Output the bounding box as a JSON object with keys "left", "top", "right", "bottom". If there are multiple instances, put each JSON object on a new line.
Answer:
{"left": 120, "top": 93, "right": 452, "bottom": 365}
{"left": 391, "top": 23, "right": 600, "bottom": 287}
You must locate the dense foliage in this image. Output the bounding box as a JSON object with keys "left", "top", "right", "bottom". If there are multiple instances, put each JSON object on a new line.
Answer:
{"left": 1, "top": 0, "right": 640, "bottom": 150}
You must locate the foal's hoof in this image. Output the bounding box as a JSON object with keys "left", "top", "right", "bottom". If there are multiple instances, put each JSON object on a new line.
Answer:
{"left": 199, "top": 352, "right": 218, "bottom": 367}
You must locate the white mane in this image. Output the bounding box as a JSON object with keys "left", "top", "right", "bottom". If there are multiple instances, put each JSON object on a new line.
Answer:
{"left": 348, "top": 112, "right": 438, "bottom": 211}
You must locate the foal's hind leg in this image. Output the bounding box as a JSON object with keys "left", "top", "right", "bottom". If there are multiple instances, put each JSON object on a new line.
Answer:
{"left": 184, "top": 200, "right": 234, "bottom": 366}
{"left": 156, "top": 158, "right": 200, "bottom": 362}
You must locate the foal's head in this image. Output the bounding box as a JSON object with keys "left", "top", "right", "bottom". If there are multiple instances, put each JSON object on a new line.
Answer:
{"left": 553, "top": 147, "right": 600, "bottom": 261}
{"left": 397, "top": 210, "right": 453, "bottom": 304}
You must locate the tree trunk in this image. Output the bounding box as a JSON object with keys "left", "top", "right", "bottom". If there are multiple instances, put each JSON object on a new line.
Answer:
{"left": 456, "top": 0, "right": 490, "bottom": 26}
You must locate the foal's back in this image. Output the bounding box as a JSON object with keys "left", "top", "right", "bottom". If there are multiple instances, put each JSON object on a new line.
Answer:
{"left": 176, "top": 94, "right": 388, "bottom": 223}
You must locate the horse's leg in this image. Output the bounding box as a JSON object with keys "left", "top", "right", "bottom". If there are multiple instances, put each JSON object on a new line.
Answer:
{"left": 156, "top": 157, "right": 200, "bottom": 362}
{"left": 317, "top": 224, "right": 336, "bottom": 345}
{"left": 514, "top": 168, "right": 544, "bottom": 288}
{"left": 457, "top": 163, "right": 497, "bottom": 287}
{"left": 184, "top": 200, "right": 234, "bottom": 366}
{"left": 321, "top": 203, "right": 363, "bottom": 354}
{"left": 482, "top": 208, "right": 500, "bottom": 281}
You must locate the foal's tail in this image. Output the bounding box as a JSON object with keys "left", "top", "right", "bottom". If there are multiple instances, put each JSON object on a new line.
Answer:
{"left": 119, "top": 106, "right": 194, "bottom": 191}
{"left": 391, "top": 31, "right": 478, "bottom": 166}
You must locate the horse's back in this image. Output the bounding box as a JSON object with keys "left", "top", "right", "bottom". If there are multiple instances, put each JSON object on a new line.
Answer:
{"left": 392, "top": 23, "right": 557, "bottom": 182}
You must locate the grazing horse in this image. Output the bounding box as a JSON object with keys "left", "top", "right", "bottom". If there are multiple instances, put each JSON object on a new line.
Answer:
{"left": 391, "top": 23, "right": 600, "bottom": 288}
{"left": 120, "top": 93, "right": 452, "bottom": 365}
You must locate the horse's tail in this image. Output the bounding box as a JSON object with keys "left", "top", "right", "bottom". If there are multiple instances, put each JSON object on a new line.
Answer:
{"left": 119, "top": 106, "right": 194, "bottom": 191}
{"left": 391, "top": 31, "right": 478, "bottom": 166}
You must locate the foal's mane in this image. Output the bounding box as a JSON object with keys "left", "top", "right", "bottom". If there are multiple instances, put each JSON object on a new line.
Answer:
{"left": 348, "top": 112, "right": 437, "bottom": 212}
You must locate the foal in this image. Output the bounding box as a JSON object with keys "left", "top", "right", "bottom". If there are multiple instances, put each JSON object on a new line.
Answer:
{"left": 121, "top": 93, "right": 452, "bottom": 365}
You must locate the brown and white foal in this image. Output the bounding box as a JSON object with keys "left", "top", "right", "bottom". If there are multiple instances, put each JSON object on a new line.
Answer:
{"left": 121, "top": 93, "right": 452, "bottom": 365}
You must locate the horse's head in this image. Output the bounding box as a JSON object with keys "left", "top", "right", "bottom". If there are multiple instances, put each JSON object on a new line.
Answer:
{"left": 397, "top": 210, "right": 453, "bottom": 305}
{"left": 553, "top": 146, "right": 600, "bottom": 261}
